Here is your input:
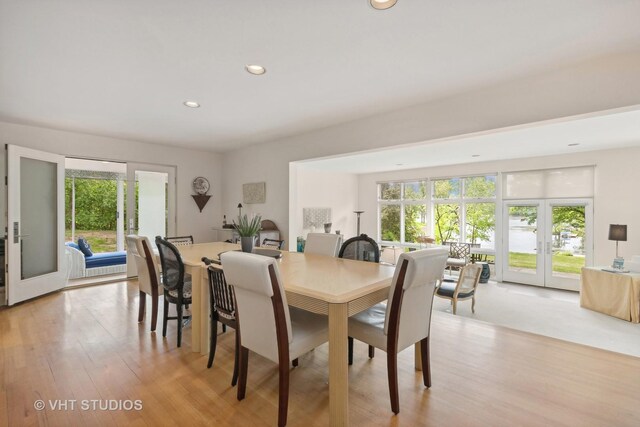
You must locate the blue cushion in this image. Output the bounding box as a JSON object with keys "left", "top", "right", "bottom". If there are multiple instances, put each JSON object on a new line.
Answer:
{"left": 85, "top": 251, "right": 127, "bottom": 268}
{"left": 77, "top": 238, "right": 93, "bottom": 257}
{"left": 65, "top": 242, "right": 80, "bottom": 250}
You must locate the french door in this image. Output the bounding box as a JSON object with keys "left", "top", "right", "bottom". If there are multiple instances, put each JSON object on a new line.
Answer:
{"left": 6, "top": 145, "right": 65, "bottom": 305}
{"left": 502, "top": 199, "right": 592, "bottom": 291}
{"left": 126, "top": 163, "right": 176, "bottom": 277}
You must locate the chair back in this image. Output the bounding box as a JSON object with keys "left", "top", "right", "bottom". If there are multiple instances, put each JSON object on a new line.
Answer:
{"left": 206, "top": 264, "right": 236, "bottom": 320}
{"left": 449, "top": 242, "right": 471, "bottom": 261}
{"left": 456, "top": 263, "right": 482, "bottom": 295}
{"left": 220, "top": 251, "right": 292, "bottom": 363}
{"left": 304, "top": 233, "right": 341, "bottom": 257}
{"left": 338, "top": 234, "right": 380, "bottom": 263}
{"left": 166, "top": 235, "right": 194, "bottom": 246}
{"left": 155, "top": 236, "right": 185, "bottom": 292}
{"left": 384, "top": 247, "right": 449, "bottom": 352}
{"left": 126, "top": 235, "right": 159, "bottom": 295}
{"left": 262, "top": 238, "right": 285, "bottom": 250}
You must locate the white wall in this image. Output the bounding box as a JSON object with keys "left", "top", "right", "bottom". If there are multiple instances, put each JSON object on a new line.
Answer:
{"left": 357, "top": 147, "right": 640, "bottom": 266}
{"left": 221, "top": 51, "right": 640, "bottom": 248}
{"left": 0, "top": 121, "right": 222, "bottom": 242}
{"left": 289, "top": 166, "right": 358, "bottom": 246}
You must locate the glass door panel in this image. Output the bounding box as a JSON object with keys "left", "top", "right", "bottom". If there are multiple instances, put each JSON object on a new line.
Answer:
{"left": 7, "top": 145, "right": 65, "bottom": 304}
{"left": 126, "top": 163, "right": 175, "bottom": 278}
{"left": 502, "top": 202, "right": 544, "bottom": 286}
{"left": 545, "top": 201, "right": 592, "bottom": 291}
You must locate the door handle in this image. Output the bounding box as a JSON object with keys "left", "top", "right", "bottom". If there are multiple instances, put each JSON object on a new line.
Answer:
{"left": 12, "top": 222, "right": 30, "bottom": 243}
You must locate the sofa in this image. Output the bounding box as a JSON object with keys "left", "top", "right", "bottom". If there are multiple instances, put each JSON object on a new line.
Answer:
{"left": 65, "top": 239, "right": 127, "bottom": 279}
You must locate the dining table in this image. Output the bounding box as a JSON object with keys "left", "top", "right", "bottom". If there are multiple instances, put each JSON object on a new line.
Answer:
{"left": 177, "top": 241, "right": 405, "bottom": 427}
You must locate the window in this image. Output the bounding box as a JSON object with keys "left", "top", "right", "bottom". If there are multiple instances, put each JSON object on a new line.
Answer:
{"left": 378, "top": 181, "right": 428, "bottom": 246}
{"left": 432, "top": 175, "right": 496, "bottom": 248}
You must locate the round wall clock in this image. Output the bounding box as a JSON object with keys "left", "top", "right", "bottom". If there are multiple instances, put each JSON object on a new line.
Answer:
{"left": 192, "top": 177, "right": 210, "bottom": 195}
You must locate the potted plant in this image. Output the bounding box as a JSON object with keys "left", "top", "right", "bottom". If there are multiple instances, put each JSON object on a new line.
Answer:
{"left": 234, "top": 214, "right": 262, "bottom": 253}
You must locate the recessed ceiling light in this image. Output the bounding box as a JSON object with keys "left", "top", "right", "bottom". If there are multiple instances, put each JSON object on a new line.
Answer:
{"left": 568, "top": 143, "right": 580, "bottom": 146}
{"left": 472, "top": 154, "right": 480, "bottom": 157}
{"left": 183, "top": 101, "right": 200, "bottom": 108}
{"left": 395, "top": 163, "right": 404, "bottom": 166}
{"left": 370, "top": 0, "right": 398, "bottom": 10}
{"left": 245, "top": 64, "right": 266, "bottom": 75}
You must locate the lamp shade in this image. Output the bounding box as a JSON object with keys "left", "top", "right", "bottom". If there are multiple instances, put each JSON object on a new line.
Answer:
{"left": 237, "top": 203, "right": 243, "bottom": 209}
{"left": 608, "top": 224, "right": 627, "bottom": 241}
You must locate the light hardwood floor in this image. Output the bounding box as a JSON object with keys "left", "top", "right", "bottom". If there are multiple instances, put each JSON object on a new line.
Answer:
{"left": 1, "top": 281, "right": 640, "bottom": 426}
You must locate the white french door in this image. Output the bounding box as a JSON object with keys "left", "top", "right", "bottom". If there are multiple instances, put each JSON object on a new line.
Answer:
{"left": 126, "top": 163, "right": 176, "bottom": 277}
{"left": 502, "top": 199, "right": 592, "bottom": 291}
{"left": 6, "top": 145, "right": 65, "bottom": 305}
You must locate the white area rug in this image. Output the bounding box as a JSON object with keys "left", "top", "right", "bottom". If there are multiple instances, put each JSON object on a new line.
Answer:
{"left": 432, "top": 281, "right": 640, "bottom": 358}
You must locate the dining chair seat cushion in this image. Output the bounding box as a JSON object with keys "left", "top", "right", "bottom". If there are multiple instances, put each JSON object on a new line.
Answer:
{"left": 289, "top": 307, "right": 329, "bottom": 361}
{"left": 436, "top": 281, "right": 474, "bottom": 299}
{"left": 168, "top": 278, "right": 192, "bottom": 299}
{"left": 446, "top": 258, "right": 466, "bottom": 267}
{"left": 348, "top": 303, "right": 388, "bottom": 351}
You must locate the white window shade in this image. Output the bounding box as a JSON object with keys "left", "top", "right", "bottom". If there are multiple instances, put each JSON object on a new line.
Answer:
{"left": 503, "top": 166, "right": 594, "bottom": 199}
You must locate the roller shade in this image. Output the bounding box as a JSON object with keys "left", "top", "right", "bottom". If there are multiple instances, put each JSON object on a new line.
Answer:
{"left": 503, "top": 166, "right": 594, "bottom": 199}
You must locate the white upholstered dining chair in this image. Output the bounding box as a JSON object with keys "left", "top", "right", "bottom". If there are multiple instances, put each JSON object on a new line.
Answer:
{"left": 304, "top": 232, "right": 342, "bottom": 257}
{"left": 220, "top": 251, "right": 328, "bottom": 427}
{"left": 348, "top": 246, "right": 448, "bottom": 414}
{"left": 126, "top": 235, "right": 160, "bottom": 331}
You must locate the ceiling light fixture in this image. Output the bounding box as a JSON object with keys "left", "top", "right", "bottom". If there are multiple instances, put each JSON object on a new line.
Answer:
{"left": 370, "top": 0, "right": 398, "bottom": 10}
{"left": 472, "top": 154, "right": 480, "bottom": 157}
{"left": 183, "top": 101, "right": 200, "bottom": 108}
{"left": 568, "top": 143, "right": 580, "bottom": 146}
{"left": 245, "top": 64, "right": 266, "bottom": 75}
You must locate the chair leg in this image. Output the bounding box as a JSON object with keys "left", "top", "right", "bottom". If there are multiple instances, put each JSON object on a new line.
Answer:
{"left": 292, "top": 358, "right": 299, "bottom": 367}
{"left": 348, "top": 337, "right": 354, "bottom": 365}
{"left": 138, "top": 291, "right": 146, "bottom": 322}
{"left": 162, "top": 298, "right": 169, "bottom": 337}
{"left": 150, "top": 296, "right": 158, "bottom": 332}
{"left": 452, "top": 299, "right": 457, "bottom": 315}
{"left": 278, "top": 356, "right": 290, "bottom": 427}
{"left": 472, "top": 296, "right": 476, "bottom": 313}
{"left": 237, "top": 347, "right": 249, "bottom": 400}
{"left": 207, "top": 319, "right": 218, "bottom": 368}
{"left": 368, "top": 345, "right": 375, "bottom": 359}
{"left": 231, "top": 329, "right": 240, "bottom": 387}
{"left": 420, "top": 336, "right": 431, "bottom": 388}
{"left": 177, "top": 303, "right": 183, "bottom": 347}
{"left": 387, "top": 351, "right": 400, "bottom": 414}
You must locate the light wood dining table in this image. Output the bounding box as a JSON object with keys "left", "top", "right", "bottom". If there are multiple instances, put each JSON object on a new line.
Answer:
{"left": 177, "top": 242, "right": 400, "bottom": 427}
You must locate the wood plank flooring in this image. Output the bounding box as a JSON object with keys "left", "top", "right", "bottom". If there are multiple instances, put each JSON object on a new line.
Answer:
{"left": 1, "top": 281, "right": 640, "bottom": 426}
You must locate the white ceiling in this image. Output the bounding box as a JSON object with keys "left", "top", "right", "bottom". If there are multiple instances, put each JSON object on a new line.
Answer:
{"left": 1, "top": 1, "right": 640, "bottom": 152}
{"left": 298, "top": 108, "right": 640, "bottom": 173}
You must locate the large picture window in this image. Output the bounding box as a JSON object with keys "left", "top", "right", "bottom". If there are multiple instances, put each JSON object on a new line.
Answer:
{"left": 378, "top": 181, "right": 428, "bottom": 246}
{"left": 432, "top": 175, "right": 496, "bottom": 248}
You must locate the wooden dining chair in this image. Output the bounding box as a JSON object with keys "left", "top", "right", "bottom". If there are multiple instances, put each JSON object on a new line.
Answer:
{"left": 126, "top": 235, "right": 160, "bottom": 331}
{"left": 304, "top": 232, "right": 341, "bottom": 257}
{"left": 262, "top": 238, "right": 285, "bottom": 249}
{"left": 220, "top": 251, "right": 328, "bottom": 427}
{"left": 165, "top": 235, "right": 194, "bottom": 246}
{"left": 348, "top": 247, "right": 449, "bottom": 414}
{"left": 202, "top": 257, "right": 239, "bottom": 386}
{"left": 435, "top": 263, "right": 482, "bottom": 314}
{"left": 155, "top": 236, "right": 192, "bottom": 347}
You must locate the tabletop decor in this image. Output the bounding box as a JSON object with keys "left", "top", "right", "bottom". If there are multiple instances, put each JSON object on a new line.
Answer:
{"left": 234, "top": 213, "right": 262, "bottom": 252}
{"left": 609, "top": 224, "right": 627, "bottom": 269}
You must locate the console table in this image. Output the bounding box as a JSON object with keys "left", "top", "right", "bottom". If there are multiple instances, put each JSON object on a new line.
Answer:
{"left": 580, "top": 267, "right": 640, "bottom": 323}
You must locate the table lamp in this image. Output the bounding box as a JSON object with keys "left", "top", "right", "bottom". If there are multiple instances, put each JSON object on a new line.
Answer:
{"left": 237, "top": 203, "right": 243, "bottom": 218}
{"left": 608, "top": 224, "right": 627, "bottom": 269}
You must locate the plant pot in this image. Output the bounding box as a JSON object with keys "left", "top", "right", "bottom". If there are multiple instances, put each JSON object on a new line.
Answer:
{"left": 240, "top": 236, "right": 255, "bottom": 253}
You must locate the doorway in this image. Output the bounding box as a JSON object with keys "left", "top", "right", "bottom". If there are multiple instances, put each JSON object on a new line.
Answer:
{"left": 502, "top": 199, "right": 592, "bottom": 291}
